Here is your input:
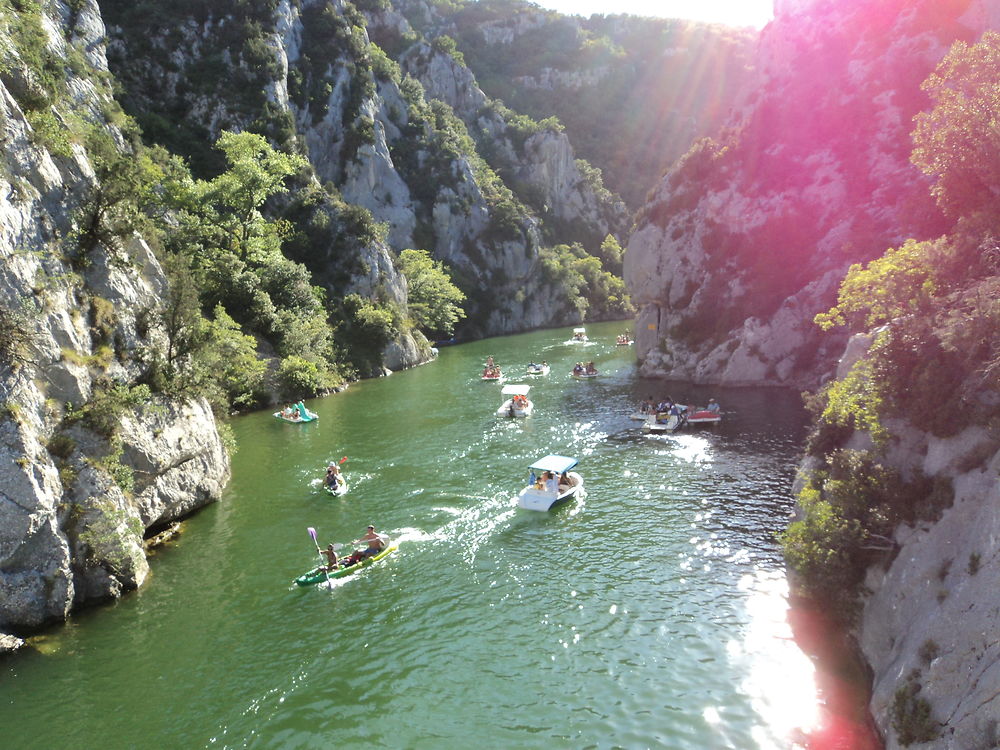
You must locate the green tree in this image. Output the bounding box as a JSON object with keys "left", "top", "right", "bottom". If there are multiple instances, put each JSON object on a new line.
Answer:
{"left": 911, "top": 30, "right": 1000, "bottom": 224}
{"left": 206, "top": 131, "right": 307, "bottom": 262}
{"left": 397, "top": 248, "right": 466, "bottom": 337}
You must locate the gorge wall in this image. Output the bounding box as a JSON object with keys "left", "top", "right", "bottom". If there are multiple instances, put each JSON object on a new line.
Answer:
{"left": 0, "top": 2, "right": 228, "bottom": 647}
{"left": 624, "top": 0, "right": 994, "bottom": 389}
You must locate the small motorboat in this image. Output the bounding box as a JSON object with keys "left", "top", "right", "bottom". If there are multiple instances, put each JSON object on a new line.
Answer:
{"left": 274, "top": 402, "right": 319, "bottom": 423}
{"left": 569, "top": 327, "right": 588, "bottom": 343}
{"left": 294, "top": 543, "right": 398, "bottom": 586}
{"left": 642, "top": 412, "right": 683, "bottom": 433}
{"left": 571, "top": 363, "right": 599, "bottom": 378}
{"left": 616, "top": 334, "right": 633, "bottom": 346}
{"left": 517, "top": 455, "right": 585, "bottom": 511}
{"left": 526, "top": 362, "right": 550, "bottom": 376}
{"left": 497, "top": 384, "right": 533, "bottom": 417}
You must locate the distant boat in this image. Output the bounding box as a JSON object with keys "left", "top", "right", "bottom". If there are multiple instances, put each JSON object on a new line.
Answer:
{"left": 497, "top": 384, "right": 533, "bottom": 417}
{"left": 569, "top": 327, "right": 588, "bottom": 343}
{"left": 517, "top": 455, "right": 585, "bottom": 511}
{"left": 274, "top": 402, "right": 318, "bottom": 423}
{"left": 526, "top": 362, "right": 550, "bottom": 376}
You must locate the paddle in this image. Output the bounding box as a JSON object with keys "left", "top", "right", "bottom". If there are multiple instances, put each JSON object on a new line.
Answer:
{"left": 307, "top": 527, "right": 334, "bottom": 583}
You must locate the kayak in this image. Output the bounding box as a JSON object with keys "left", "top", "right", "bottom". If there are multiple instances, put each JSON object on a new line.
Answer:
{"left": 294, "top": 544, "right": 398, "bottom": 586}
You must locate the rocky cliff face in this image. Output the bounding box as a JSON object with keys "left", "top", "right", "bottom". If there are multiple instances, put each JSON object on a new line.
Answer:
{"left": 0, "top": 1, "right": 228, "bottom": 641}
{"left": 815, "top": 334, "right": 1000, "bottom": 748}
{"left": 860, "top": 429, "right": 1000, "bottom": 748}
{"left": 625, "top": 0, "right": 992, "bottom": 389}
{"left": 103, "top": 0, "right": 627, "bottom": 340}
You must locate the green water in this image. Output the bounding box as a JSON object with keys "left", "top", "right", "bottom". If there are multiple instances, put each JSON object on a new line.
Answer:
{"left": 3, "top": 321, "right": 842, "bottom": 748}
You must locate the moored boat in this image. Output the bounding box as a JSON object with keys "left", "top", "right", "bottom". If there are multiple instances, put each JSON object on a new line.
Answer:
{"left": 497, "top": 384, "right": 533, "bottom": 417}
{"left": 294, "top": 543, "right": 398, "bottom": 586}
{"left": 517, "top": 454, "right": 584, "bottom": 511}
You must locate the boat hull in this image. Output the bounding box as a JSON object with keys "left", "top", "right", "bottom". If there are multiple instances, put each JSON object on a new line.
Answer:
{"left": 497, "top": 399, "right": 533, "bottom": 417}
{"left": 686, "top": 410, "right": 722, "bottom": 425}
{"left": 517, "top": 473, "right": 584, "bottom": 511}
{"left": 274, "top": 410, "right": 318, "bottom": 423}
{"left": 526, "top": 366, "right": 550, "bottom": 376}
{"left": 642, "top": 414, "right": 682, "bottom": 433}
{"left": 294, "top": 544, "right": 398, "bottom": 586}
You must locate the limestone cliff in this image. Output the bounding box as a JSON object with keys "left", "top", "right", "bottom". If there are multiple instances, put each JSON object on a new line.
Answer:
{"left": 625, "top": 0, "right": 994, "bottom": 389}
{"left": 0, "top": 0, "right": 228, "bottom": 640}
{"left": 102, "top": 0, "right": 629, "bottom": 339}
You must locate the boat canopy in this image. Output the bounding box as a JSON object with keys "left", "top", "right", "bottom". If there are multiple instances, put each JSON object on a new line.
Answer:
{"left": 573, "top": 327, "right": 586, "bottom": 334}
{"left": 501, "top": 384, "right": 531, "bottom": 396}
{"left": 528, "top": 454, "right": 578, "bottom": 473}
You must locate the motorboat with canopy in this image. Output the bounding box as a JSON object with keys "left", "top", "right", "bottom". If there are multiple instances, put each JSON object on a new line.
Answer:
{"left": 497, "top": 384, "right": 533, "bottom": 417}
{"left": 517, "top": 454, "right": 584, "bottom": 511}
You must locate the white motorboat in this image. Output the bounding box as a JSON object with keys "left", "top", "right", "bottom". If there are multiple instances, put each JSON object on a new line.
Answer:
{"left": 497, "top": 384, "right": 533, "bottom": 417}
{"left": 569, "top": 327, "right": 588, "bottom": 343}
{"left": 526, "top": 362, "right": 550, "bottom": 376}
{"left": 642, "top": 412, "right": 683, "bottom": 433}
{"left": 517, "top": 454, "right": 585, "bottom": 511}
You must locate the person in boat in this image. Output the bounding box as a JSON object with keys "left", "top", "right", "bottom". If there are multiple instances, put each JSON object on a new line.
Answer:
{"left": 324, "top": 464, "right": 342, "bottom": 490}
{"left": 282, "top": 404, "right": 297, "bottom": 420}
{"left": 353, "top": 525, "right": 385, "bottom": 559}
{"left": 318, "top": 543, "right": 340, "bottom": 571}
{"left": 640, "top": 397, "right": 655, "bottom": 414}
{"left": 486, "top": 355, "right": 495, "bottom": 368}
{"left": 585, "top": 361, "right": 597, "bottom": 374}
{"left": 573, "top": 362, "right": 583, "bottom": 375}
{"left": 295, "top": 401, "right": 309, "bottom": 420}
{"left": 543, "top": 471, "right": 559, "bottom": 493}
{"left": 706, "top": 398, "right": 721, "bottom": 414}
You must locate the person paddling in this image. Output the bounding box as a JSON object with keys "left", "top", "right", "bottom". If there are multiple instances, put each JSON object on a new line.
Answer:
{"left": 318, "top": 543, "right": 339, "bottom": 571}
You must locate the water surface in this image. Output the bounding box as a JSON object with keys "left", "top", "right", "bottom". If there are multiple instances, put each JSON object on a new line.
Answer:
{"left": 2, "top": 321, "right": 873, "bottom": 748}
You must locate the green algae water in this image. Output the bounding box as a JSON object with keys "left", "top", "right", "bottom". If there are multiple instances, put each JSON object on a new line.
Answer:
{"left": 2, "top": 321, "right": 875, "bottom": 748}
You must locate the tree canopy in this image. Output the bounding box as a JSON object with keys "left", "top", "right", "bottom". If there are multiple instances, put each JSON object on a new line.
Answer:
{"left": 911, "top": 30, "right": 1000, "bottom": 226}
{"left": 397, "top": 248, "right": 467, "bottom": 337}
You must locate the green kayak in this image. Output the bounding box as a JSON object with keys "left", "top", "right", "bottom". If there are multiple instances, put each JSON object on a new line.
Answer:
{"left": 294, "top": 544, "right": 398, "bottom": 586}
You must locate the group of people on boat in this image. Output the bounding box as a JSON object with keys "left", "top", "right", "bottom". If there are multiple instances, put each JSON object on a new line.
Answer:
{"left": 640, "top": 396, "right": 721, "bottom": 421}
{"left": 317, "top": 525, "right": 386, "bottom": 571}
{"left": 482, "top": 355, "right": 501, "bottom": 379}
{"left": 616, "top": 333, "right": 632, "bottom": 346}
{"left": 280, "top": 401, "right": 313, "bottom": 421}
{"left": 531, "top": 470, "right": 575, "bottom": 493}
{"left": 572, "top": 361, "right": 598, "bottom": 376}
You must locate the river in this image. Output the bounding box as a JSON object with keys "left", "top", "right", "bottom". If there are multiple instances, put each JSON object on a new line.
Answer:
{"left": 2, "top": 320, "right": 878, "bottom": 748}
